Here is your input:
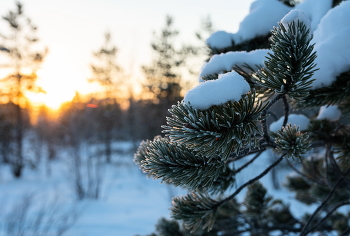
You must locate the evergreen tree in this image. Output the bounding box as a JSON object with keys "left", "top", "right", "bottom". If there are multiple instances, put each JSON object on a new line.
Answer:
{"left": 136, "top": 1, "right": 350, "bottom": 235}
{"left": 143, "top": 15, "right": 196, "bottom": 103}
{"left": 0, "top": 1, "right": 47, "bottom": 177}
{"left": 89, "top": 31, "right": 124, "bottom": 163}
{"left": 141, "top": 15, "right": 197, "bottom": 137}
{"left": 90, "top": 31, "right": 123, "bottom": 100}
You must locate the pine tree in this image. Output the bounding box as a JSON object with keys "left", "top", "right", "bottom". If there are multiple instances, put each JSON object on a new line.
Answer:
{"left": 141, "top": 15, "right": 197, "bottom": 137}
{"left": 0, "top": 1, "right": 47, "bottom": 177}
{"left": 89, "top": 31, "right": 123, "bottom": 163}
{"left": 142, "top": 15, "right": 196, "bottom": 103}
{"left": 136, "top": 1, "right": 350, "bottom": 235}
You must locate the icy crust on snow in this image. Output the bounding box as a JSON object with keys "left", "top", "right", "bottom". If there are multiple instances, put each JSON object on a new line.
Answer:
{"left": 269, "top": 114, "right": 310, "bottom": 132}
{"left": 184, "top": 71, "right": 250, "bottom": 110}
{"left": 311, "top": 1, "right": 350, "bottom": 88}
{"left": 206, "top": 0, "right": 332, "bottom": 50}
{"left": 280, "top": 9, "right": 311, "bottom": 32}
{"left": 199, "top": 49, "right": 270, "bottom": 78}
{"left": 316, "top": 105, "right": 342, "bottom": 121}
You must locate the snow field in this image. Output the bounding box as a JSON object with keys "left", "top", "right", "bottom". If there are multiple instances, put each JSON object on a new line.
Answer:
{"left": 0, "top": 141, "right": 181, "bottom": 236}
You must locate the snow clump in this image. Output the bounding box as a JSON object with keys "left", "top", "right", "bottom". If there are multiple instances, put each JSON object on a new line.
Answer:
{"left": 206, "top": 0, "right": 290, "bottom": 49}
{"left": 199, "top": 49, "right": 270, "bottom": 78}
{"left": 280, "top": 9, "right": 311, "bottom": 33}
{"left": 206, "top": 31, "right": 233, "bottom": 49}
{"left": 270, "top": 114, "right": 310, "bottom": 132}
{"left": 293, "top": 0, "right": 332, "bottom": 32}
{"left": 311, "top": 1, "right": 350, "bottom": 88}
{"left": 316, "top": 105, "right": 342, "bottom": 121}
{"left": 206, "top": 0, "right": 333, "bottom": 50}
{"left": 184, "top": 71, "right": 250, "bottom": 110}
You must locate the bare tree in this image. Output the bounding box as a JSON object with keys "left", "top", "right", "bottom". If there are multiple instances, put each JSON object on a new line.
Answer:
{"left": 60, "top": 97, "right": 105, "bottom": 200}
{"left": 1, "top": 193, "right": 79, "bottom": 236}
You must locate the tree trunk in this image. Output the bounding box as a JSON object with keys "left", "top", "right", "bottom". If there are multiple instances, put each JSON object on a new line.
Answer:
{"left": 13, "top": 74, "right": 23, "bottom": 178}
{"left": 105, "top": 130, "right": 112, "bottom": 163}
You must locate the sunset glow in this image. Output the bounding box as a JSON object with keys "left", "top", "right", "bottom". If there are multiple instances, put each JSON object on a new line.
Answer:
{"left": 0, "top": 0, "right": 253, "bottom": 111}
{"left": 25, "top": 51, "right": 103, "bottom": 110}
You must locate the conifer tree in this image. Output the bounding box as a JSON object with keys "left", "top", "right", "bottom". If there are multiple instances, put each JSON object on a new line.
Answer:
{"left": 0, "top": 1, "right": 47, "bottom": 177}
{"left": 136, "top": 1, "right": 350, "bottom": 235}
{"left": 142, "top": 15, "right": 196, "bottom": 103}
{"left": 141, "top": 15, "right": 197, "bottom": 137}
{"left": 89, "top": 31, "right": 123, "bottom": 163}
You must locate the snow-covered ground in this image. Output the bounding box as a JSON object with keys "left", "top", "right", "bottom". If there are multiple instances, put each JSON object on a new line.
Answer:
{"left": 0, "top": 141, "right": 320, "bottom": 236}
{"left": 0, "top": 141, "right": 184, "bottom": 236}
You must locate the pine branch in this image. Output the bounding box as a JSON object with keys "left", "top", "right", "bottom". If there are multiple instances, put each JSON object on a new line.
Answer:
{"left": 255, "top": 21, "right": 318, "bottom": 101}
{"left": 261, "top": 94, "right": 284, "bottom": 147}
{"left": 300, "top": 168, "right": 350, "bottom": 236}
{"left": 223, "top": 225, "right": 303, "bottom": 236}
{"left": 267, "top": 111, "right": 278, "bottom": 122}
{"left": 305, "top": 200, "right": 350, "bottom": 234}
{"left": 300, "top": 70, "right": 350, "bottom": 112}
{"left": 325, "top": 143, "right": 333, "bottom": 187}
{"left": 286, "top": 158, "right": 325, "bottom": 186}
{"left": 282, "top": 95, "right": 289, "bottom": 127}
{"left": 215, "top": 154, "right": 286, "bottom": 209}
{"left": 163, "top": 90, "right": 267, "bottom": 160}
{"left": 228, "top": 144, "right": 268, "bottom": 162}
{"left": 171, "top": 192, "right": 219, "bottom": 232}
{"left": 206, "top": 165, "right": 236, "bottom": 195}
{"left": 328, "top": 149, "right": 350, "bottom": 191}
{"left": 171, "top": 154, "right": 286, "bottom": 233}
{"left": 138, "top": 137, "right": 225, "bottom": 190}
{"left": 232, "top": 63, "right": 271, "bottom": 98}
{"left": 234, "top": 151, "right": 263, "bottom": 174}
{"left": 275, "top": 124, "right": 311, "bottom": 161}
{"left": 341, "top": 226, "right": 350, "bottom": 236}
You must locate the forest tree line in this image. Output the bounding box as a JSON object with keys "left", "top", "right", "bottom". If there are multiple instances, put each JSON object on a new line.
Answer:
{"left": 0, "top": 2, "right": 212, "bottom": 178}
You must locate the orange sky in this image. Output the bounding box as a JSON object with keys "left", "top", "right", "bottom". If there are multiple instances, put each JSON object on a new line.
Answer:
{"left": 0, "top": 0, "right": 254, "bottom": 110}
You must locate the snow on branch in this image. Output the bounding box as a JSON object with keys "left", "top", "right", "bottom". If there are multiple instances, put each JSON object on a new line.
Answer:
{"left": 184, "top": 71, "right": 250, "bottom": 110}
{"left": 311, "top": 1, "right": 350, "bottom": 88}
{"left": 206, "top": 0, "right": 291, "bottom": 49}
{"left": 270, "top": 114, "right": 310, "bottom": 132}
{"left": 199, "top": 49, "right": 269, "bottom": 78}
{"left": 316, "top": 105, "right": 342, "bottom": 121}
{"left": 280, "top": 9, "right": 311, "bottom": 34}
{"left": 206, "top": 0, "right": 332, "bottom": 50}
{"left": 293, "top": 0, "right": 332, "bottom": 32}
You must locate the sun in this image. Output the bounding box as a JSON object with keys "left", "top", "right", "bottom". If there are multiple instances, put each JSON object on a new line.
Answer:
{"left": 25, "top": 50, "right": 102, "bottom": 110}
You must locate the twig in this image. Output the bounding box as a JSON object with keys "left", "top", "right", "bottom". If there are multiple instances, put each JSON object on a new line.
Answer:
{"left": 340, "top": 226, "right": 350, "bottom": 236}
{"left": 214, "top": 153, "right": 286, "bottom": 209}
{"left": 325, "top": 143, "right": 333, "bottom": 187}
{"left": 261, "top": 94, "right": 283, "bottom": 147}
{"left": 223, "top": 221, "right": 303, "bottom": 236}
{"left": 282, "top": 95, "right": 289, "bottom": 127}
{"left": 310, "top": 141, "right": 325, "bottom": 149}
{"left": 228, "top": 144, "right": 269, "bottom": 162}
{"left": 328, "top": 149, "right": 350, "bottom": 191}
{"left": 234, "top": 151, "right": 263, "bottom": 174}
{"left": 285, "top": 159, "right": 324, "bottom": 186}
{"left": 300, "top": 168, "right": 350, "bottom": 236}
{"left": 267, "top": 111, "right": 278, "bottom": 122}
{"left": 306, "top": 200, "right": 350, "bottom": 234}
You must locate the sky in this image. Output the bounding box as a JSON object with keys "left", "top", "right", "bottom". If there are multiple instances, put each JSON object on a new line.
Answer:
{"left": 0, "top": 0, "right": 255, "bottom": 109}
